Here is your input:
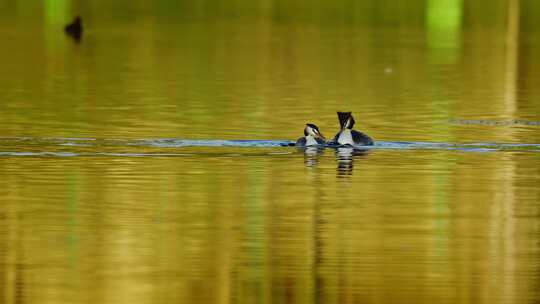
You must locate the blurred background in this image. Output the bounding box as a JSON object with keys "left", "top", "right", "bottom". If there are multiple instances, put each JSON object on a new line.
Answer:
{"left": 1, "top": 1, "right": 539, "bottom": 304}
{"left": 0, "top": 0, "right": 539, "bottom": 141}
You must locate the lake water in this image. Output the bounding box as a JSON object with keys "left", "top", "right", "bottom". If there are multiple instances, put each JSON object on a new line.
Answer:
{"left": 1, "top": 1, "right": 540, "bottom": 304}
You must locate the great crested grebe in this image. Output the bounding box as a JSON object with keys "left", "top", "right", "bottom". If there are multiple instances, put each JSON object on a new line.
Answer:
{"left": 296, "top": 123, "right": 326, "bottom": 146}
{"left": 332, "top": 112, "right": 373, "bottom": 146}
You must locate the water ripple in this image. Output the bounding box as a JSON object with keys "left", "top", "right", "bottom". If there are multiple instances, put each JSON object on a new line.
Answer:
{"left": 0, "top": 137, "right": 539, "bottom": 157}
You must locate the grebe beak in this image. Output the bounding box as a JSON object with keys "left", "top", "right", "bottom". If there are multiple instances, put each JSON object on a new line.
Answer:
{"left": 315, "top": 129, "right": 325, "bottom": 140}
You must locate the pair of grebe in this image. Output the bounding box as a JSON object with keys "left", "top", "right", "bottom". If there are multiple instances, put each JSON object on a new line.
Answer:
{"left": 296, "top": 112, "right": 373, "bottom": 147}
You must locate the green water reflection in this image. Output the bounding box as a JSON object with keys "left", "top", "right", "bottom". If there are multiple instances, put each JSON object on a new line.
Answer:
{"left": 1, "top": 1, "right": 540, "bottom": 304}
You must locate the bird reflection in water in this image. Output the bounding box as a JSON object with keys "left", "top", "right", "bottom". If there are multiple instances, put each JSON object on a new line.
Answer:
{"left": 301, "top": 146, "right": 325, "bottom": 167}
{"left": 335, "top": 147, "right": 369, "bottom": 176}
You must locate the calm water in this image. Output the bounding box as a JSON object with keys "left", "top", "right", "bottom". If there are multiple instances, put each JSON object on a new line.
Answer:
{"left": 1, "top": 1, "right": 540, "bottom": 304}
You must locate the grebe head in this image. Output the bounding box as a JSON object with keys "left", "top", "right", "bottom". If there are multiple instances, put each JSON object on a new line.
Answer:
{"left": 304, "top": 123, "right": 325, "bottom": 140}
{"left": 337, "top": 112, "right": 355, "bottom": 129}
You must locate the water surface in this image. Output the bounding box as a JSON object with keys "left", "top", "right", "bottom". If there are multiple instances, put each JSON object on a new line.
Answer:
{"left": 1, "top": 1, "right": 540, "bottom": 304}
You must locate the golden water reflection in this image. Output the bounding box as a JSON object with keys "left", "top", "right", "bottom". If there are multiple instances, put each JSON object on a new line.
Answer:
{"left": 1, "top": 150, "right": 539, "bottom": 304}
{"left": 1, "top": 0, "right": 540, "bottom": 303}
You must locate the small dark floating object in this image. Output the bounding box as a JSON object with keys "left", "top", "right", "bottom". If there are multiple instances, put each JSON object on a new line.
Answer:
{"left": 64, "top": 16, "right": 83, "bottom": 42}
